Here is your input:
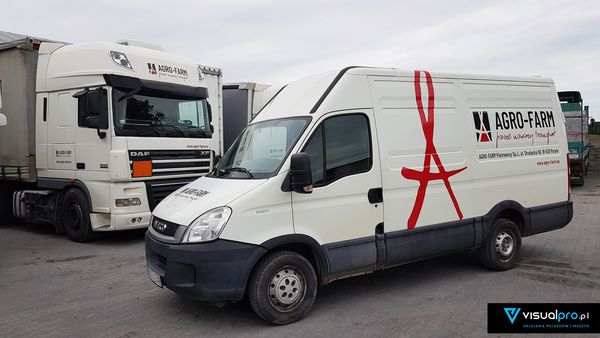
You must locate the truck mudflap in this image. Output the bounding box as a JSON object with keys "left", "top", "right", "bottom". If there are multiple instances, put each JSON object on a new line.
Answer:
{"left": 145, "top": 232, "right": 267, "bottom": 302}
{"left": 525, "top": 201, "right": 573, "bottom": 236}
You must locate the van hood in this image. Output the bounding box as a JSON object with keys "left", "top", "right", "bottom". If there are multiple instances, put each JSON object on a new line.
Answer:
{"left": 152, "top": 176, "right": 266, "bottom": 226}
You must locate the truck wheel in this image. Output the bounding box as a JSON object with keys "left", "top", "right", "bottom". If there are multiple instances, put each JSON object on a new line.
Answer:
{"left": 62, "top": 188, "right": 96, "bottom": 242}
{"left": 248, "top": 251, "right": 317, "bottom": 325}
{"left": 478, "top": 219, "right": 521, "bottom": 271}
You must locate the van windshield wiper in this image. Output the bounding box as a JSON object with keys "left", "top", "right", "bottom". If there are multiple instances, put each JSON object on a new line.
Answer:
{"left": 223, "top": 167, "right": 254, "bottom": 178}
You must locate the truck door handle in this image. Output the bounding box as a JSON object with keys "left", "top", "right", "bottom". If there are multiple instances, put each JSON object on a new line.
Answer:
{"left": 368, "top": 188, "right": 383, "bottom": 204}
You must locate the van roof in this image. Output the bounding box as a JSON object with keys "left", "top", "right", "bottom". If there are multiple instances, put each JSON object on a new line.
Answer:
{"left": 345, "top": 66, "right": 554, "bottom": 83}
{"left": 254, "top": 66, "right": 555, "bottom": 123}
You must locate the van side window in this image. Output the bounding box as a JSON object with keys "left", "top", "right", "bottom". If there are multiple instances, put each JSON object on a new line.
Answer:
{"left": 303, "top": 114, "right": 372, "bottom": 186}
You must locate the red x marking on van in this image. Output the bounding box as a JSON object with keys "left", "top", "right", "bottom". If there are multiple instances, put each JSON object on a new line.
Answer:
{"left": 401, "top": 70, "right": 467, "bottom": 229}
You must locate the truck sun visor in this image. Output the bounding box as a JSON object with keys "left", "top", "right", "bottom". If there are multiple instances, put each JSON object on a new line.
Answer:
{"left": 103, "top": 74, "right": 209, "bottom": 100}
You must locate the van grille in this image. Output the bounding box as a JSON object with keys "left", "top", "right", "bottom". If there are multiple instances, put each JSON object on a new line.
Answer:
{"left": 145, "top": 178, "right": 196, "bottom": 210}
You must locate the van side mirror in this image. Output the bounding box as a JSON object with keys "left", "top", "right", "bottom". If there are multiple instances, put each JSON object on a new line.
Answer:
{"left": 74, "top": 87, "right": 108, "bottom": 139}
{"left": 290, "top": 153, "right": 313, "bottom": 194}
{"left": 0, "top": 113, "right": 6, "bottom": 127}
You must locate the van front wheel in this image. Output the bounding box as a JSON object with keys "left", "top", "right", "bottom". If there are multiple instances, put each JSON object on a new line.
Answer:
{"left": 478, "top": 219, "right": 521, "bottom": 271}
{"left": 248, "top": 251, "right": 317, "bottom": 325}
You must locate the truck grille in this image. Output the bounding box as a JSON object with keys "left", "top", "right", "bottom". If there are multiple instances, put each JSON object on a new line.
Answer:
{"left": 129, "top": 149, "right": 212, "bottom": 179}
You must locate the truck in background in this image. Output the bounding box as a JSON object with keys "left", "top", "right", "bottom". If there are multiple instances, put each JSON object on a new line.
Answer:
{"left": 222, "top": 82, "right": 283, "bottom": 151}
{"left": 199, "top": 65, "right": 224, "bottom": 159}
{"left": 559, "top": 91, "right": 590, "bottom": 185}
{"left": 0, "top": 31, "right": 221, "bottom": 242}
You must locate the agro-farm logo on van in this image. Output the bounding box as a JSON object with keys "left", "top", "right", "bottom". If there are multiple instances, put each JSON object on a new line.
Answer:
{"left": 473, "top": 110, "right": 557, "bottom": 147}
{"left": 147, "top": 62, "right": 188, "bottom": 80}
{"left": 473, "top": 111, "right": 492, "bottom": 142}
{"left": 401, "top": 70, "right": 467, "bottom": 229}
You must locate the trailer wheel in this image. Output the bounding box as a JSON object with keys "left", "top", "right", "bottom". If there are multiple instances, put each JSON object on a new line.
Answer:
{"left": 62, "top": 188, "right": 96, "bottom": 242}
{"left": 248, "top": 251, "right": 317, "bottom": 325}
{"left": 478, "top": 218, "right": 521, "bottom": 271}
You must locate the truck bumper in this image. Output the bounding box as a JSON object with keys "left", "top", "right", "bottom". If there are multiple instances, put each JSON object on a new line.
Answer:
{"left": 145, "top": 232, "right": 267, "bottom": 302}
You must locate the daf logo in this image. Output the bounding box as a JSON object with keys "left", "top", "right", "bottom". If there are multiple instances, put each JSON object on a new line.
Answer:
{"left": 130, "top": 151, "right": 150, "bottom": 157}
{"left": 153, "top": 219, "right": 168, "bottom": 233}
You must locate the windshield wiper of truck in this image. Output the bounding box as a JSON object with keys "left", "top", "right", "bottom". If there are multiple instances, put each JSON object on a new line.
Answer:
{"left": 184, "top": 125, "right": 209, "bottom": 137}
{"left": 118, "top": 87, "right": 141, "bottom": 102}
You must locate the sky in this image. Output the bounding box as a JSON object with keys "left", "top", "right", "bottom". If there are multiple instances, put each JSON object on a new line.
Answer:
{"left": 2, "top": 0, "right": 599, "bottom": 119}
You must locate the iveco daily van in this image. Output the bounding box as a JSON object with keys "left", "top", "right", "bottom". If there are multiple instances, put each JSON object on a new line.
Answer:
{"left": 145, "top": 67, "right": 573, "bottom": 324}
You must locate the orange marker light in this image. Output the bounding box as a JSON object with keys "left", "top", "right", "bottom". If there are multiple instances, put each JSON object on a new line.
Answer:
{"left": 132, "top": 160, "right": 152, "bottom": 177}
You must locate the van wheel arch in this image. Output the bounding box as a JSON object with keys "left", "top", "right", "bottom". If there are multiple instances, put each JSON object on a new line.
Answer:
{"left": 483, "top": 201, "right": 529, "bottom": 238}
{"left": 258, "top": 235, "right": 330, "bottom": 286}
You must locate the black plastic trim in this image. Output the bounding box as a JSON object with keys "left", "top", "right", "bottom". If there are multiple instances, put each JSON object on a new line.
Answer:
{"left": 260, "top": 234, "right": 331, "bottom": 284}
{"left": 368, "top": 188, "right": 383, "bottom": 203}
{"left": 37, "top": 178, "right": 93, "bottom": 210}
{"left": 309, "top": 66, "right": 362, "bottom": 114}
{"left": 103, "top": 74, "right": 208, "bottom": 100}
{"left": 526, "top": 201, "right": 573, "bottom": 236}
{"left": 145, "top": 233, "right": 266, "bottom": 302}
{"left": 42, "top": 97, "right": 47, "bottom": 121}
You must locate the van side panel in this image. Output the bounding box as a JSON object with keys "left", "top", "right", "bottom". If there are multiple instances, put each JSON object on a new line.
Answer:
{"left": 369, "top": 76, "right": 473, "bottom": 232}
{"left": 461, "top": 81, "right": 568, "bottom": 217}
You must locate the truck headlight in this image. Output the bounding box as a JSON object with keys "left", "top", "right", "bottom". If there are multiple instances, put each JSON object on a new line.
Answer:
{"left": 115, "top": 198, "right": 141, "bottom": 207}
{"left": 182, "top": 207, "right": 232, "bottom": 243}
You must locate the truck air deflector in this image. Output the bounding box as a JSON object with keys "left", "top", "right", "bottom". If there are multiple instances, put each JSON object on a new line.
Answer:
{"left": 103, "top": 74, "right": 208, "bottom": 100}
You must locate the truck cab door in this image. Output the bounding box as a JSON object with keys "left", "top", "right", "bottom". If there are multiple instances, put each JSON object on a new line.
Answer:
{"left": 291, "top": 111, "right": 384, "bottom": 279}
{"left": 46, "top": 91, "right": 77, "bottom": 175}
{"left": 74, "top": 87, "right": 111, "bottom": 180}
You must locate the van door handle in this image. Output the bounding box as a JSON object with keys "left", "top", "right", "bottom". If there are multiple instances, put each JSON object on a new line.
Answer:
{"left": 368, "top": 188, "right": 383, "bottom": 204}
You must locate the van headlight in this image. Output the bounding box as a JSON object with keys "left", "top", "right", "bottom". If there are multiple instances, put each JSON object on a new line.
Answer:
{"left": 182, "top": 207, "right": 232, "bottom": 243}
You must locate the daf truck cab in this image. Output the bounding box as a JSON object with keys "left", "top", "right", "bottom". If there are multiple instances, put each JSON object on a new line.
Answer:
{"left": 0, "top": 35, "right": 217, "bottom": 242}
{"left": 146, "top": 67, "right": 572, "bottom": 324}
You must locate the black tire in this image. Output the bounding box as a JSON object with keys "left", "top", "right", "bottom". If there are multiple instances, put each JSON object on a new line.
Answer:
{"left": 248, "top": 251, "right": 317, "bottom": 325}
{"left": 61, "top": 188, "right": 96, "bottom": 242}
{"left": 478, "top": 219, "right": 521, "bottom": 271}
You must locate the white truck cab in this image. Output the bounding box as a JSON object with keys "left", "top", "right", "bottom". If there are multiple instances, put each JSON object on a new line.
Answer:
{"left": 146, "top": 66, "right": 573, "bottom": 324}
{"left": 0, "top": 33, "right": 219, "bottom": 242}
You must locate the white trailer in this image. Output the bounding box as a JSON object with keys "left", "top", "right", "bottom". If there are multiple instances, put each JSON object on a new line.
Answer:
{"left": 0, "top": 31, "right": 222, "bottom": 242}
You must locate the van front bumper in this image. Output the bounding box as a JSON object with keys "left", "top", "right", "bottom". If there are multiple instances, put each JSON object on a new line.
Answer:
{"left": 145, "top": 232, "right": 267, "bottom": 302}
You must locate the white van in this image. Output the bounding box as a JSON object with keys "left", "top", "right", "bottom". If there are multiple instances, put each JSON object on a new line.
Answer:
{"left": 145, "top": 67, "right": 573, "bottom": 324}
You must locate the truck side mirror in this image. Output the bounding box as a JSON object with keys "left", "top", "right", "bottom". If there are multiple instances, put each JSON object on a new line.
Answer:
{"left": 0, "top": 113, "right": 6, "bottom": 127}
{"left": 74, "top": 88, "right": 108, "bottom": 139}
{"left": 290, "top": 153, "right": 313, "bottom": 194}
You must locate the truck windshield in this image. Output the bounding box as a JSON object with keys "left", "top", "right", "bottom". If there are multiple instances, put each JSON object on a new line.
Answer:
{"left": 112, "top": 88, "right": 210, "bottom": 138}
{"left": 211, "top": 117, "right": 310, "bottom": 179}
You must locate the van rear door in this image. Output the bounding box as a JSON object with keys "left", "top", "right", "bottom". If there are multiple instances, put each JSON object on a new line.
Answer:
{"left": 292, "top": 110, "right": 384, "bottom": 278}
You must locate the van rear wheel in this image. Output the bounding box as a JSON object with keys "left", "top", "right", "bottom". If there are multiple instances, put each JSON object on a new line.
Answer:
{"left": 248, "top": 251, "right": 317, "bottom": 325}
{"left": 478, "top": 218, "right": 521, "bottom": 271}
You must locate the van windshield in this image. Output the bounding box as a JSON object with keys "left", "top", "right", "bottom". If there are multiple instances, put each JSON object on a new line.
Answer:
{"left": 211, "top": 117, "right": 310, "bottom": 179}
